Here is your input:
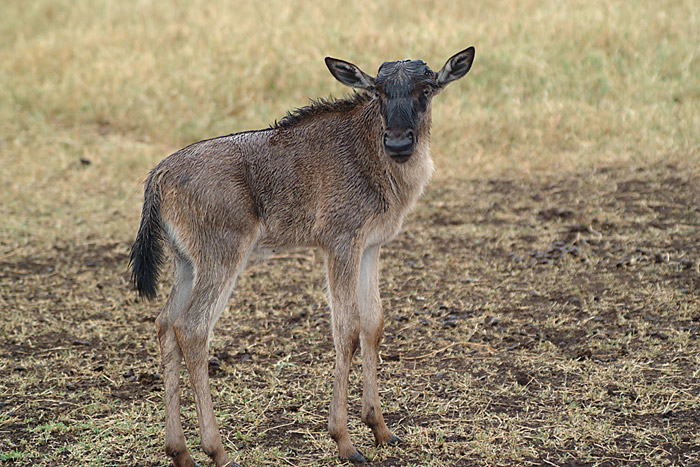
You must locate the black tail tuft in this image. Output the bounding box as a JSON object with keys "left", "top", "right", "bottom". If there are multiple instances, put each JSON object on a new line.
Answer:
{"left": 128, "top": 173, "right": 166, "bottom": 300}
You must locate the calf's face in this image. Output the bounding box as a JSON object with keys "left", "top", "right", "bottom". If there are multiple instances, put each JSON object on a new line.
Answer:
{"left": 375, "top": 59, "right": 436, "bottom": 162}
{"left": 325, "top": 47, "right": 475, "bottom": 163}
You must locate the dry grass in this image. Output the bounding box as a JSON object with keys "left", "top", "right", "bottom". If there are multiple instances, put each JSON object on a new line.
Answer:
{"left": 1, "top": 0, "right": 699, "bottom": 465}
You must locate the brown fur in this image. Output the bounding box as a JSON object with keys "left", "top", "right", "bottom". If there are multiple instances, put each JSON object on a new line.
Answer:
{"left": 130, "top": 47, "right": 474, "bottom": 465}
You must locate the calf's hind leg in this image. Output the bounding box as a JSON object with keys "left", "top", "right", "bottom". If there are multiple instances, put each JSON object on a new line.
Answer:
{"left": 171, "top": 224, "right": 258, "bottom": 467}
{"left": 173, "top": 255, "right": 251, "bottom": 467}
{"left": 155, "top": 255, "right": 198, "bottom": 466}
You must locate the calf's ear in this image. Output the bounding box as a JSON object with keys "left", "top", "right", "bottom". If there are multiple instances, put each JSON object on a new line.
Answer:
{"left": 436, "top": 46, "right": 475, "bottom": 89}
{"left": 325, "top": 57, "right": 376, "bottom": 91}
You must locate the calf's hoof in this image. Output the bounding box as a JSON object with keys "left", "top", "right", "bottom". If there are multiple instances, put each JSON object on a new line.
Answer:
{"left": 173, "top": 462, "right": 199, "bottom": 467}
{"left": 374, "top": 432, "right": 402, "bottom": 446}
{"left": 167, "top": 449, "right": 199, "bottom": 467}
{"left": 345, "top": 451, "right": 367, "bottom": 464}
{"left": 209, "top": 452, "right": 238, "bottom": 467}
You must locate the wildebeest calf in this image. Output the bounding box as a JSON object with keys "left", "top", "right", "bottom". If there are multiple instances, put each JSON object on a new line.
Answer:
{"left": 129, "top": 46, "right": 475, "bottom": 466}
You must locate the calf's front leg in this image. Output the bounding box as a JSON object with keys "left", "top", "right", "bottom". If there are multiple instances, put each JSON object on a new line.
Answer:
{"left": 358, "top": 246, "right": 400, "bottom": 446}
{"left": 326, "top": 250, "right": 365, "bottom": 463}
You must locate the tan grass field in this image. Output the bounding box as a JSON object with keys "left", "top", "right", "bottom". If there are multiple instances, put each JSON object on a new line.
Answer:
{"left": 1, "top": 0, "right": 699, "bottom": 465}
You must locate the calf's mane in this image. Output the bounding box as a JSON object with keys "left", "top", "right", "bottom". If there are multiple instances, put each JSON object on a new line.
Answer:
{"left": 273, "top": 92, "right": 372, "bottom": 130}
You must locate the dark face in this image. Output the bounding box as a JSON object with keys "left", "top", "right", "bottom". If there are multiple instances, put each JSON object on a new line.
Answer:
{"left": 325, "top": 47, "right": 475, "bottom": 163}
{"left": 373, "top": 60, "right": 437, "bottom": 163}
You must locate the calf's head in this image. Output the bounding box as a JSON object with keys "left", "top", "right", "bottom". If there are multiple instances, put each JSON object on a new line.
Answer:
{"left": 325, "top": 47, "right": 475, "bottom": 163}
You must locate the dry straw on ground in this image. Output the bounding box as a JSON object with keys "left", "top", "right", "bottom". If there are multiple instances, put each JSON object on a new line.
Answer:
{"left": 1, "top": 0, "right": 698, "bottom": 465}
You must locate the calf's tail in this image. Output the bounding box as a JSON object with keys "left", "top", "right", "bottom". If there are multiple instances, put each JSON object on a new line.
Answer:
{"left": 128, "top": 171, "right": 166, "bottom": 300}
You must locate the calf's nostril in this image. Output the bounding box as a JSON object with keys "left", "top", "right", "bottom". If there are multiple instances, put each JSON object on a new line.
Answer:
{"left": 383, "top": 130, "right": 415, "bottom": 148}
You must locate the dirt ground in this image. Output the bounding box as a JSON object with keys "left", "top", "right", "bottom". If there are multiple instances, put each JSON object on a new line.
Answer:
{"left": 1, "top": 163, "right": 699, "bottom": 466}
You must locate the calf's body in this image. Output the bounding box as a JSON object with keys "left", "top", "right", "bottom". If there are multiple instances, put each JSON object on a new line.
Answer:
{"left": 130, "top": 47, "right": 474, "bottom": 465}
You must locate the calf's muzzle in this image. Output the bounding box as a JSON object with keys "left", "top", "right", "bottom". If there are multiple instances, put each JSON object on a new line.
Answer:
{"left": 383, "top": 129, "right": 415, "bottom": 162}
